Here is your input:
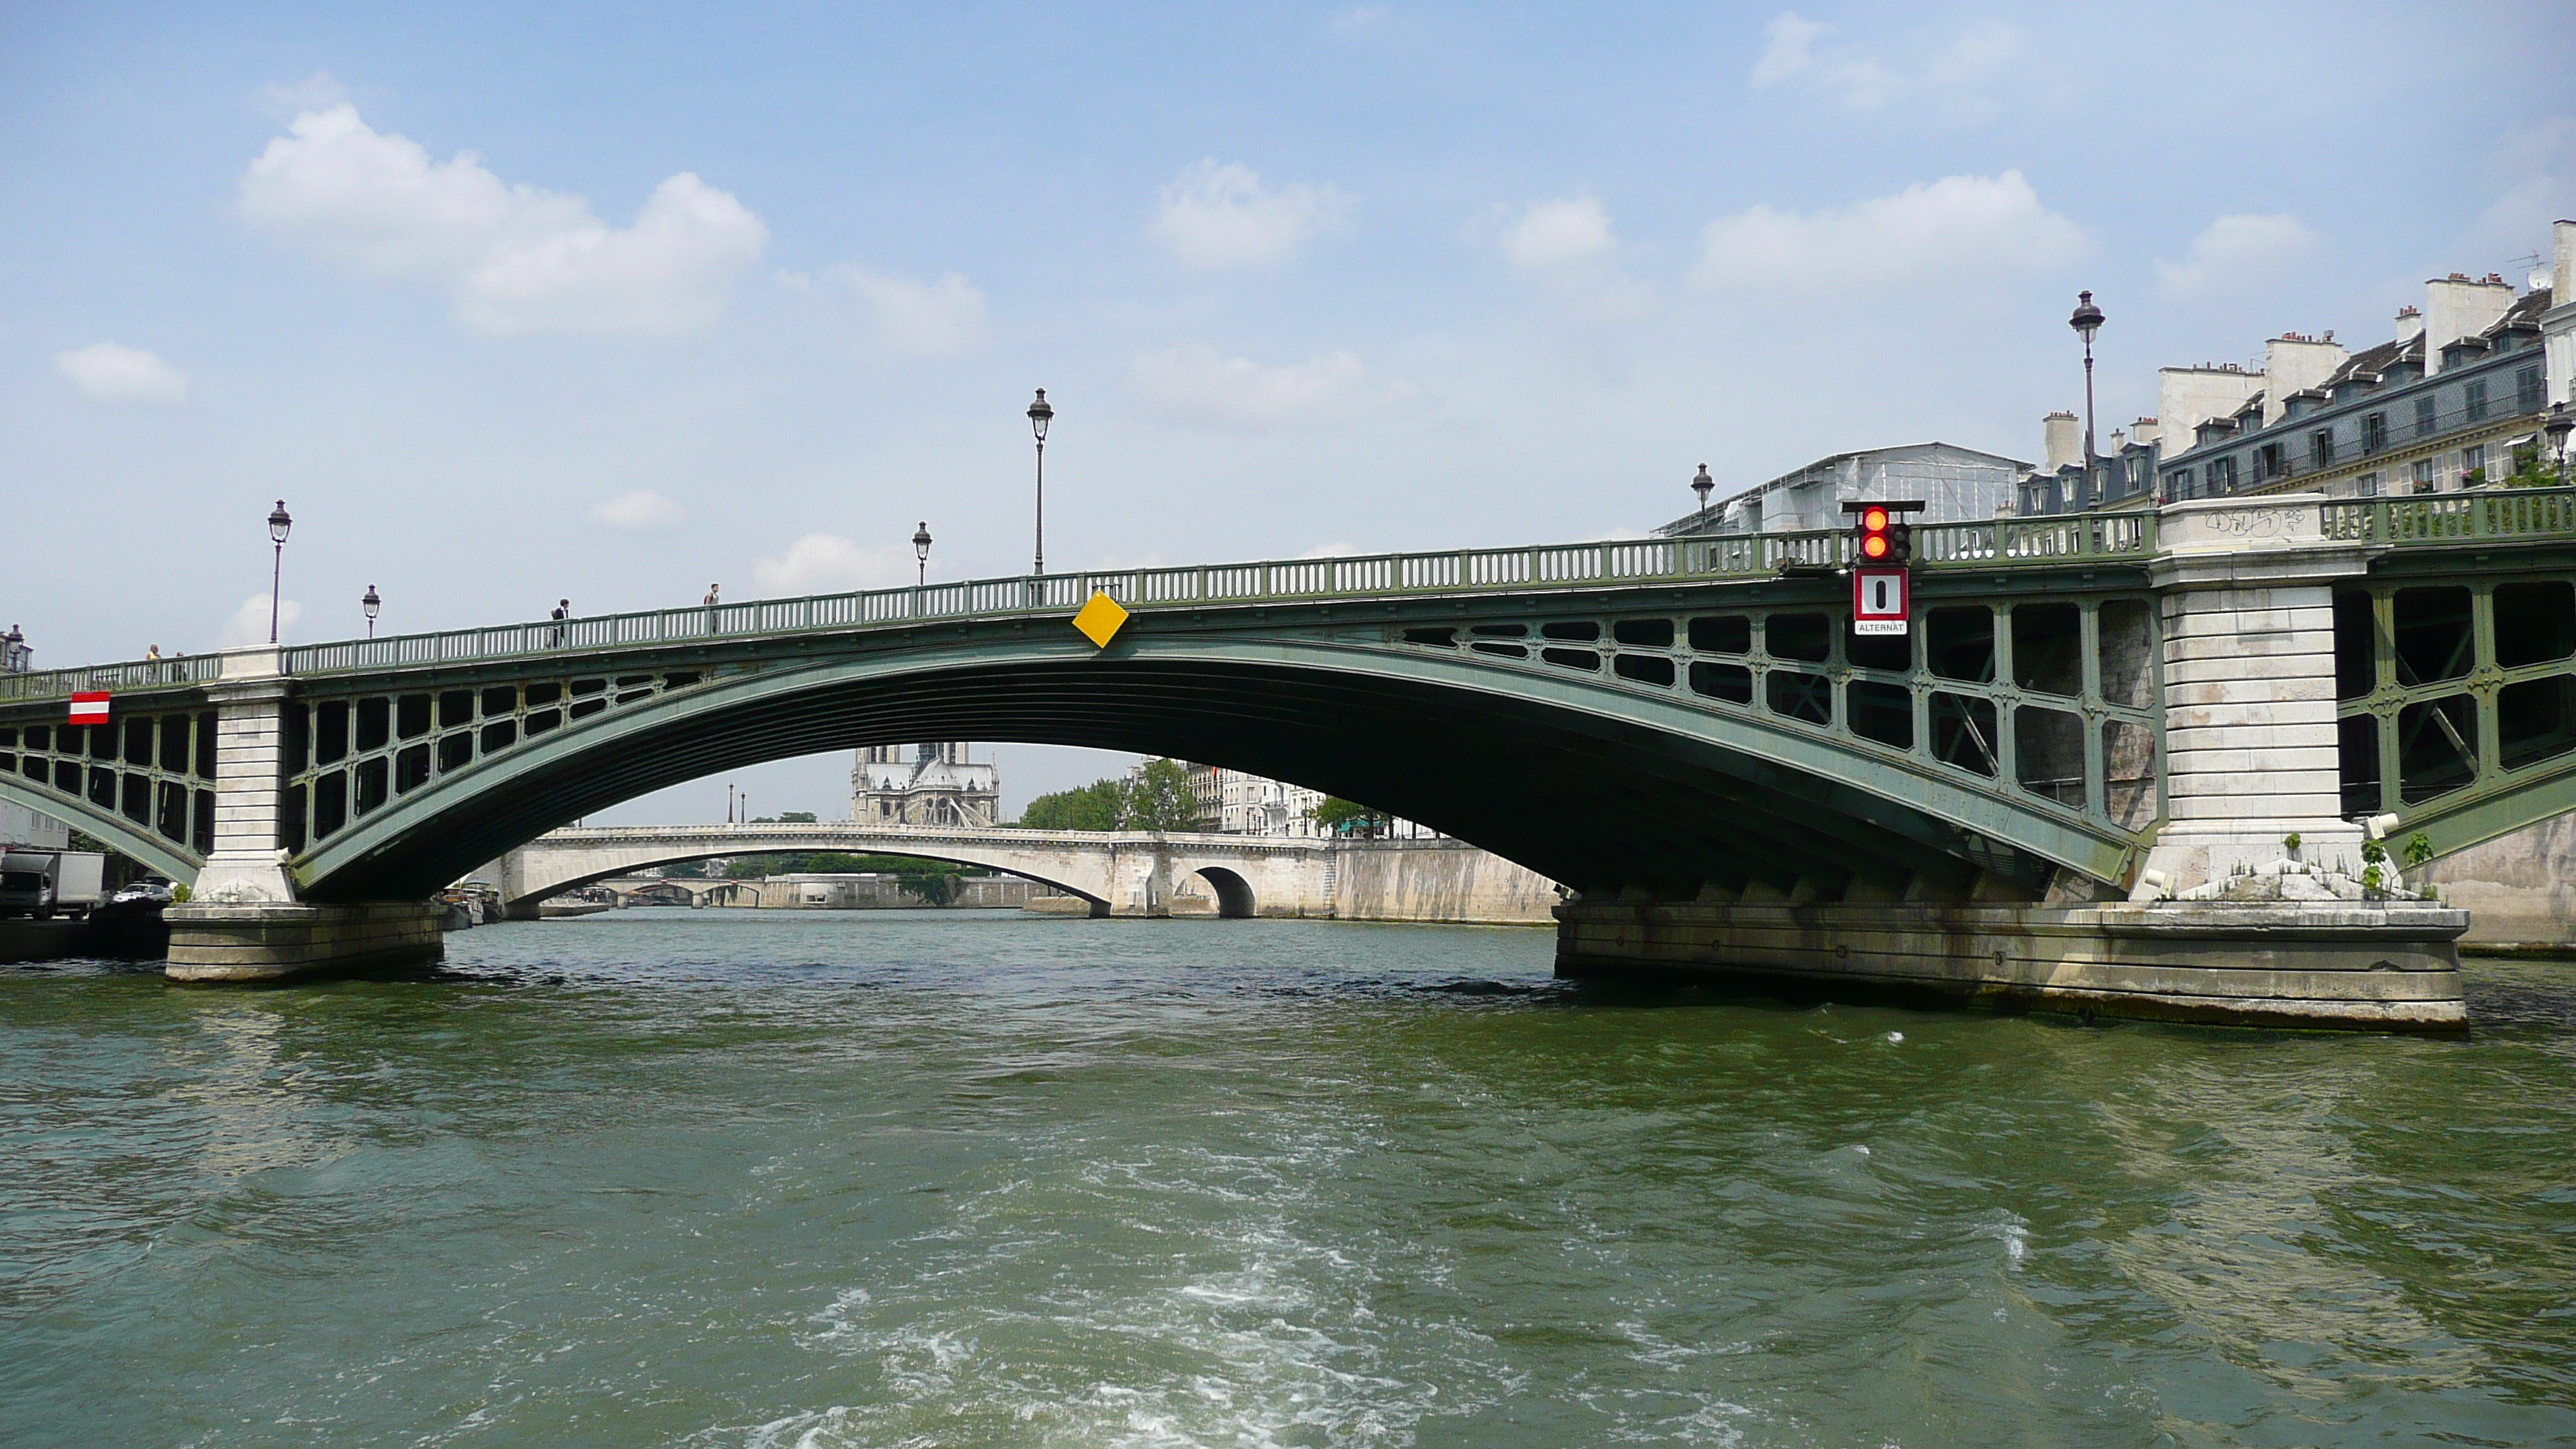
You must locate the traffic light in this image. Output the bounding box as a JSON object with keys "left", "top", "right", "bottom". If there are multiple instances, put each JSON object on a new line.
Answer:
{"left": 1855, "top": 505, "right": 1895, "bottom": 562}
{"left": 1848, "top": 502, "right": 1915, "bottom": 565}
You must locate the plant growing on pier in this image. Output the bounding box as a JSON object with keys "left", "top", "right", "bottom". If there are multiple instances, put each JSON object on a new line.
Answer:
{"left": 2403, "top": 832, "right": 2435, "bottom": 870}
{"left": 2282, "top": 832, "right": 2301, "bottom": 857}
{"left": 2361, "top": 862, "right": 2385, "bottom": 893}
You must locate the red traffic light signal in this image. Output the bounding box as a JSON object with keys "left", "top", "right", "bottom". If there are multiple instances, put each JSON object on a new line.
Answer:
{"left": 1856, "top": 505, "right": 1893, "bottom": 560}
{"left": 1845, "top": 500, "right": 1916, "bottom": 564}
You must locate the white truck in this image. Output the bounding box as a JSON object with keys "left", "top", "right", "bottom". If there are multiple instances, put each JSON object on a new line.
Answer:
{"left": 0, "top": 850, "right": 106, "bottom": 918}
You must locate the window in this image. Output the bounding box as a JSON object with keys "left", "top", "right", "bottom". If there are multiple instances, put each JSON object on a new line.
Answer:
{"left": 2355, "top": 472, "right": 2380, "bottom": 497}
{"left": 2520, "top": 365, "right": 2545, "bottom": 415}
{"left": 2168, "top": 467, "right": 2194, "bottom": 498}
{"left": 2465, "top": 379, "right": 2489, "bottom": 422}
{"left": 2125, "top": 455, "right": 2146, "bottom": 492}
{"left": 2253, "top": 441, "right": 2287, "bottom": 481}
{"left": 2311, "top": 429, "right": 2335, "bottom": 469}
{"left": 2461, "top": 444, "right": 2486, "bottom": 484}
{"left": 2210, "top": 456, "right": 2239, "bottom": 492}
{"left": 2362, "top": 411, "right": 2388, "bottom": 454}
{"left": 2416, "top": 396, "right": 2437, "bottom": 437}
{"left": 2413, "top": 458, "right": 2437, "bottom": 493}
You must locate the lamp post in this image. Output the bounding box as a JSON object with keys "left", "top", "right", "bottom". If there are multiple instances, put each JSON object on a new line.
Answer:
{"left": 266, "top": 500, "right": 293, "bottom": 644}
{"left": 362, "top": 584, "right": 381, "bottom": 639}
{"left": 1027, "top": 389, "right": 1053, "bottom": 575}
{"left": 913, "top": 521, "right": 933, "bottom": 585}
{"left": 2069, "top": 292, "right": 2105, "bottom": 482}
{"left": 1690, "top": 464, "right": 1714, "bottom": 532}
{"left": 2548, "top": 403, "right": 2574, "bottom": 481}
{"left": 1, "top": 625, "right": 26, "bottom": 674}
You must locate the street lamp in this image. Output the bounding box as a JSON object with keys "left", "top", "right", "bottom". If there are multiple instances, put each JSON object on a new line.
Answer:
{"left": 2068, "top": 291, "right": 2105, "bottom": 476}
{"left": 266, "top": 500, "right": 293, "bottom": 645}
{"left": 362, "top": 584, "right": 381, "bottom": 639}
{"left": 2547, "top": 402, "right": 2574, "bottom": 481}
{"left": 1690, "top": 464, "right": 1714, "bottom": 531}
{"left": 1, "top": 625, "right": 26, "bottom": 674}
{"left": 1027, "top": 388, "right": 1053, "bottom": 575}
{"left": 913, "top": 521, "right": 933, "bottom": 586}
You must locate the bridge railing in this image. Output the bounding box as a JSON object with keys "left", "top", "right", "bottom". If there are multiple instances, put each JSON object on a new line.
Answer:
{"left": 0, "top": 652, "right": 225, "bottom": 703}
{"left": 0, "top": 504, "right": 2185, "bottom": 691}
{"left": 2322, "top": 485, "right": 2576, "bottom": 544}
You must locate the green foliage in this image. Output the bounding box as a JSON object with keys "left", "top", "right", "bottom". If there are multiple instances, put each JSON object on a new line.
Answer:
{"left": 1121, "top": 759, "right": 1200, "bottom": 831}
{"left": 2360, "top": 838, "right": 2387, "bottom": 865}
{"left": 2505, "top": 446, "right": 2557, "bottom": 488}
{"left": 1309, "top": 796, "right": 1392, "bottom": 837}
{"left": 1019, "top": 778, "right": 1125, "bottom": 831}
{"left": 896, "top": 868, "right": 962, "bottom": 906}
{"left": 2361, "top": 862, "right": 2384, "bottom": 893}
{"left": 170, "top": 883, "right": 190, "bottom": 903}
{"left": 2403, "top": 831, "right": 2436, "bottom": 868}
{"left": 2461, "top": 467, "right": 2488, "bottom": 488}
{"left": 2282, "top": 832, "right": 2301, "bottom": 855}
{"left": 749, "top": 810, "right": 819, "bottom": 824}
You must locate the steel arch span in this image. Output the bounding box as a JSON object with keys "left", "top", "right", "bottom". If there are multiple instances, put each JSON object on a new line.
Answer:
{"left": 272, "top": 627, "right": 2143, "bottom": 905}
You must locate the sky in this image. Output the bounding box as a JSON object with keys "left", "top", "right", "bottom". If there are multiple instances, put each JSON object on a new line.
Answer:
{"left": 5, "top": 1, "right": 2573, "bottom": 821}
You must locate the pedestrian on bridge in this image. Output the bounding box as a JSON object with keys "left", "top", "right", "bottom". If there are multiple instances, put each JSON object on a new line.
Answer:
{"left": 704, "top": 584, "right": 720, "bottom": 607}
{"left": 549, "top": 599, "right": 570, "bottom": 646}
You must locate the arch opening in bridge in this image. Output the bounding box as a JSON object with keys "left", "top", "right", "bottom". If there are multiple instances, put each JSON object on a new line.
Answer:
{"left": 504, "top": 844, "right": 1112, "bottom": 920}
{"left": 1193, "top": 866, "right": 1255, "bottom": 919}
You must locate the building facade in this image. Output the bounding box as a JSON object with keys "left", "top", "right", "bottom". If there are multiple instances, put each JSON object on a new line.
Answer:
{"left": 2158, "top": 280, "right": 2557, "bottom": 503}
{"left": 2021, "top": 225, "right": 2574, "bottom": 516}
{"left": 851, "top": 743, "right": 1001, "bottom": 827}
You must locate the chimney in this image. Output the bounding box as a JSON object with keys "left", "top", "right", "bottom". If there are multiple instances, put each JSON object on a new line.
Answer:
{"left": 2262, "top": 333, "right": 2348, "bottom": 423}
{"left": 2555, "top": 218, "right": 2574, "bottom": 303}
{"left": 2393, "top": 305, "right": 2424, "bottom": 343}
{"left": 2042, "top": 411, "right": 2081, "bottom": 471}
{"left": 2424, "top": 272, "right": 2516, "bottom": 373}
{"left": 2157, "top": 365, "right": 2263, "bottom": 449}
{"left": 2130, "top": 416, "right": 2163, "bottom": 447}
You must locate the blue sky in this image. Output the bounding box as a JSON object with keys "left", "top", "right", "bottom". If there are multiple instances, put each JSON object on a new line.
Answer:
{"left": 5, "top": 2, "right": 2571, "bottom": 819}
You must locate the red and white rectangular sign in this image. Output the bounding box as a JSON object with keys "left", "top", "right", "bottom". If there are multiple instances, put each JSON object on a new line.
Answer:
{"left": 67, "top": 690, "right": 110, "bottom": 726}
{"left": 1852, "top": 568, "right": 1910, "bottom": 635}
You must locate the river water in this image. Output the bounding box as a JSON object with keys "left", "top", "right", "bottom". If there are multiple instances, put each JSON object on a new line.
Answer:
{"left": 2, "top": 909, "right": 2572, "bottom": 1448}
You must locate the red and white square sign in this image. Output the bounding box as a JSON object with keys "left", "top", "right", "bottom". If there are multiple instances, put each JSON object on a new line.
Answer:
{"left": 1852, "top": 568, "right": 1909, "bottom": 635}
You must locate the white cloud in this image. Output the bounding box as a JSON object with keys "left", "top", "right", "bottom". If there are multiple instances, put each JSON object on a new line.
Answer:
{"left": 259, "top": 71, "right": 349, "bottom": 116}
{"left": 1502, "top": 196, "right": 1615, "bottom": 270}
{"left": 221, "top": 594, "right": 301, "bottom": 648}
{"left": 2155, "top": 214, "right": 2320, "bottom": 299}
{"left": 1132, "top": 343, "right": 1416, "bottom": 432}
{"left": 54, "top": 343, "right": 188, "bottom": 404}
{"left": 1749, "top": 11, "right": 2023, "bottom": 118}
{"left": 831, "top": 266, "right": 988, "bottom": 354}
{"left": 1151, "top": 159, "right": 1354, "bottom": 269}
{"left": 1694, "top": 170, "right": 2084, "bottom": 293}
{"left": 238, "top": 104, "right": 766, "bottom": 335}
{"left": 587, "top": 488, "right": 686, "bottom": 531}
{"left": 752, "top": 534, "right": 917, "bottom": 595}
{"left": 2464, "top": 118, "right": 2576, "bottom": 261}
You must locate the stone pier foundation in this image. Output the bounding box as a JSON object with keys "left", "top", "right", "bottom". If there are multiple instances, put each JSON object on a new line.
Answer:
{"left": 1556, "top": 898, "right": 2469, "bottom": 1031}
{"left": 165, "top": 903, "right": 445, "bottom": 983}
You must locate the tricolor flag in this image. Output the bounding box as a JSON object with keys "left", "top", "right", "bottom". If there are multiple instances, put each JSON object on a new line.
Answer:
{"left": 67, "top": 691, "right": 110, "bottom": 726}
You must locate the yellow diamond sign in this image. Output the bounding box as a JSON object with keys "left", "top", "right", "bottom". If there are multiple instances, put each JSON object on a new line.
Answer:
{"left": 1072, "top": 591, "right": 1129, "bottom": 648}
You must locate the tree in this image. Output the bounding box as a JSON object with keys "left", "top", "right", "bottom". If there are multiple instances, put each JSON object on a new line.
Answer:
{"left": 749, "top": 811, "right": 817, "bottom": 823}
{"left": 1121, "top": 759, "right": 1199, "bottom": 831}
{"left": 1309, "top": 796, "right": 1392, "bottom": 838}
{"left": 1019, "top": 778, "right": 1124, "bottom": 831}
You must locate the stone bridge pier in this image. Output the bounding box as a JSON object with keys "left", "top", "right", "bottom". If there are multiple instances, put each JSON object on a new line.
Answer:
{"left": 163, "top": 649, "right": 442, "bottom": 982}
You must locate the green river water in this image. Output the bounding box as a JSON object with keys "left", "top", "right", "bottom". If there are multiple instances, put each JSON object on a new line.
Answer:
{"left": 2, "top": 909, "right": 2572, "bottom": 1447}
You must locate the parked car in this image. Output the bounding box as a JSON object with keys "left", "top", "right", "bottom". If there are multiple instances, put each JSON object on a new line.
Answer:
{"left": 108, "top": 879, "right": 175, "bottom": 907}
